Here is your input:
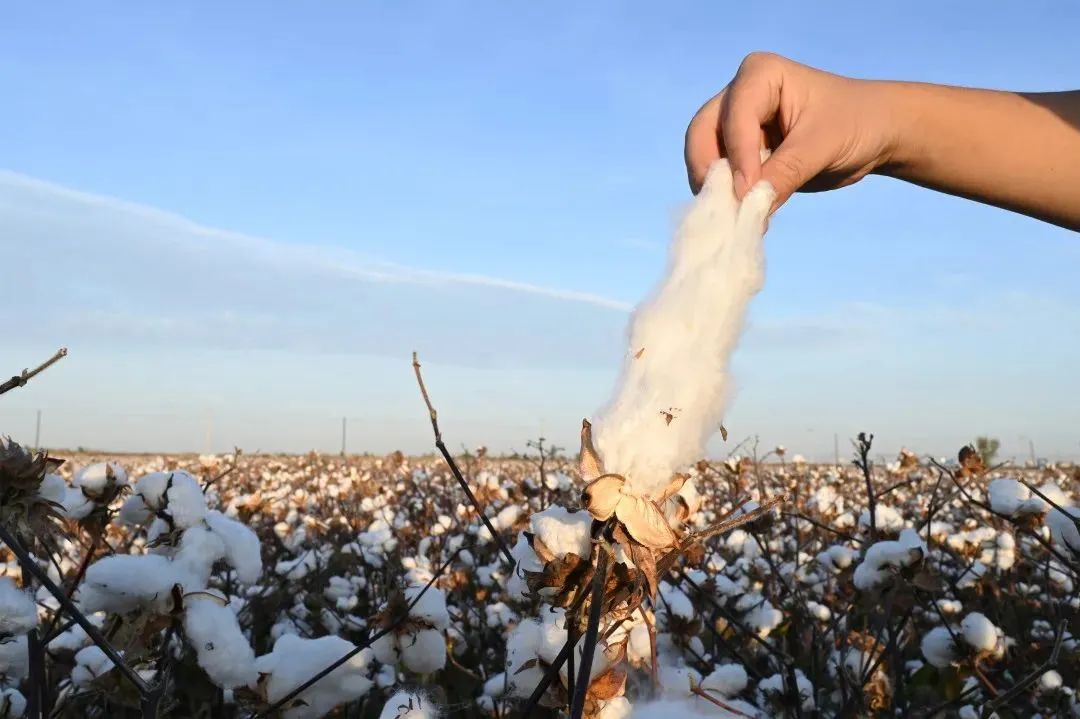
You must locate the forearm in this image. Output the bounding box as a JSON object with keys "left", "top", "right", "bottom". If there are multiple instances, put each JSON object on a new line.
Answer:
{"left": 878, "top": 83, "right": 1080, "bottom": 230}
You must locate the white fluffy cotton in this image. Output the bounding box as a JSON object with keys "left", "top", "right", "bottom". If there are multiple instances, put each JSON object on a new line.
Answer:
{"left": 593, "top": 160, "right": 775, "bottom": 497}
{"left": 960, "top": 612, "right": 1001, "bottom": 653}
{"left": 0, "top": 578, "right": 38, "bottom": 636}
{"left": 183, "top": 594, "right": 257, "bottom": 688}
{"left": 205, "top": 510, "right": 263, "bottom": 583}
{"left": 79, "top": 554, "right": 191, "bottom": 613}
{"left": 253, "top": 634, "right": 374, "bottom": 719}
{"left": 379, "top": 690, "right": 439, "bottom": 719}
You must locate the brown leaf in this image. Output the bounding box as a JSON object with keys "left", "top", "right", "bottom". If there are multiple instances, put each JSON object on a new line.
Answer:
{"left": 587, "top": 668, "right": 627, "bottom": 701}
{"left": 616, "top": 495, "right": 677, "bottom": 549}
{"left": 627, "top": 540, "right": 659, "bottom": 600}
{"left": 579, "top": 419, "right": 605, "bottom": 482}
{"left": 583, "top": 475, "right": 625, "bottom": 520}
{"left": 526, "top": 531, "right": 556, "bottom": 564}
{"left": 634, "top": 347, "right": 645, "bottom": 359}
{"left": 720, "top": 424, "right": 729, "bottom": 441}
{"left": 514, "top": 658, "right": 540, "bottom": 675}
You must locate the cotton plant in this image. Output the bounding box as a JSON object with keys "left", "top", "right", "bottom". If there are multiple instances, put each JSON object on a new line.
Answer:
{"left": 371, "top": 583, "right": 450, "bottom": 675}
{"left": 74, "top": 467, "right": 265, "bottom": 691}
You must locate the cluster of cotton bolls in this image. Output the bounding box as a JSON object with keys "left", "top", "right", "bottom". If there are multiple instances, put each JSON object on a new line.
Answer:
{"left": 1, "top": 436, "right": 1078, "bottom": 718}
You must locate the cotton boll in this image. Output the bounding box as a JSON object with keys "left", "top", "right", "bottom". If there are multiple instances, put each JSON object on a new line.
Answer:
{"left": 987, "top": 479, "right": 1032, "bottom": 516}
{"left": 379, "top": 690, "right": 438, "bottom": 719}
{"left": 700, "top": 663, "right": 748, "bottom": 697}
{"left": 0, "top": 637, "right": 28, "bottom": 688}
{"left": 529, "top": 506, "right": 593, "bottom": 559}
{"left": 60, "top": 488, "right": 95, "bottom": 520}
{"left": 38, "top": 474, "right": 67, "bottom": 506}
{"left": 0, "top": 688, "right": 25, "bottom": 718}
{"left": 404, "top": 585, "right": 449, "bottom": 630}
{"left": 399, "top": 628, "right": 446, "bottom": 674}
{"left": 71, "top": 646, "right": 114, "bottom": 687}
{"left": 1040, "top": 669, "right": 1063, "bottom": 692}
{"left": 0, "top": 577, "right": 37, "bottom": 635}
{"left": 183, "top": 594, "right": 257, "bottom": 688}
{"left": 79, "top": 554, "right": 186, "bottom": 613}
{"left": 205, "top": 510, "right": 263, "bottom": 583}
{"left": 129, "top": 471, "right": 207, "bottom": 529}
{"left": 253, "top": 635, "right": 373, "bottom": 719}
{"left": 593, "top": 162, "right": 775, "bottom": 497}
{"left": 960, "top": 613, "right": 1001, "bottom": 654}
{"left": 921, "top": 627, "right": 958, "bottom": 668}
{"left": 504, "top": 620, "right": 544, "bottom": 699}
{"left": 758, "top": 669, "right": 814, "bottom": 711}
{"left": 858, "top": 505, "right": 905, "bottom": 533}
{"left": 72, "top": 462, "right": 127, "bottom": 495}
{"left": 174, "top": 526, "right": 227, "bottom": 586}
{"left": 1047, "top": 506, "right": 1080, "bottom": 554}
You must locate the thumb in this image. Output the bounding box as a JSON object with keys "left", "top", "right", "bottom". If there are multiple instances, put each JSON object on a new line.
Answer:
{"left": 759, "top": 132, "right": 827, "bottom": 211}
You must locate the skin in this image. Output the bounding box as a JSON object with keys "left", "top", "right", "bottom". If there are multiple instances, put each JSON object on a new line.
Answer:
{"left": 685, "top": 52, "right": 1080, "bottom": 231}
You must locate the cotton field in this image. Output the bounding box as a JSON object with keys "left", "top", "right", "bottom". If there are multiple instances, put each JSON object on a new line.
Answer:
{"left": 0, "top": 433, "right": 1078, "bottom": 719}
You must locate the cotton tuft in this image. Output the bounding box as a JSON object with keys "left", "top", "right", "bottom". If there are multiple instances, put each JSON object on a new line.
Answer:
{"left": 593, "top": 160, "right": 774, "bottom": 497}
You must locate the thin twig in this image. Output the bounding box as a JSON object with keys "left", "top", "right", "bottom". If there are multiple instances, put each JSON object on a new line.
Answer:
{"left": 412, "top": 353, "right": 515, "bottom": 566}
{"left": 0, "top": 348, "right": 68, "bottom": 396}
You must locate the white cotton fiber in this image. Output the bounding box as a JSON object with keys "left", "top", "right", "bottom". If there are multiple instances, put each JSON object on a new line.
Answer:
{"left": 253, "top": 634, "right": 373, "bottom": 719}
{"left": 379, "top": 690, "right": 439, "bottom": 719}
{"left": 0, "top": 636, "right": 28, "bottom": 687}
{"left": 0, "top": 577, "right": 38, "bottom": 636}
{"left": 79, "top": 554, "right": 186, "bottom": 613}
{"left": 960, "top": 612, "right": 1000, "bottom": 653}
{"left": 593, "top": 160, "right": 775, "bottom": 497}
{"left": 205, "top": 510, "right": 263, "bottom": 583}
{"left": 183, "top": 594, "right": 257, "bottom": 688}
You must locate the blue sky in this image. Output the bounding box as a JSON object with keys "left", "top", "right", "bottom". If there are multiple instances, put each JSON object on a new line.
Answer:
{"left": 1, "top": 2, "right": 1078, "bottom": 461}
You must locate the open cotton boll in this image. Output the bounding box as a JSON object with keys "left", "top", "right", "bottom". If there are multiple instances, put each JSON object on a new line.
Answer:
{"left": 700, "top": 663, "right": 748, "bottom": 697}
{"left": 72, "top": 462, "right": 127, "bottom": 494}
{"left": 127, "top": 471, "right": 207, "bottom": 529}
{"left": 529, "top": 506, "right": 592, "bottom": 559}
{"left": 921, "top": 627, "right": 958, "bottom": 668}
{"left": 0, "top": 636, "right": 28, "bottom": 687}
{"left": 399, "top": 628, "right": 446, "bottom": 674}
{"left": 852, "top": 528, "right": 926, "bottom": 590}
{"left": 183, "top": 594, "right": 257, "bottom": 688}
{"left": 1046, "top": 505, "right": 1080, "bottom": 554}
{"left": 205, "top": 510, "right": 263, "bottom": 583}
{"left": 38, "top": 474, "right": 67, "bottom": 506}
{"left": 79, "top": 554, "right": 188, "bottom": 613}
{"left": 504, "top": 620, "right": 544, "bottom": 698}
{"left": 403, "top": 585, "right": 450, "bottom": 630}
{"left": 379, "top": 690, "right": 439, "bottom": 719}
{"left": 71, "top": 646, "right": 115, "bottom": 687}
{"left": 960, "top": 612, "right": 1001, "bottom": 653}
{"left": 593, "top": 161, "right": 774, "bottom": 498}
{"left": 858, "top": 505, "right": 905, "bottom": 533}
{"left": 174, "top": 526, "right": 228, "bottom": 586}
{"left": 253, "top": 634, "right": 373, "bottom": 719}
{"left": 0, "top": 688, "right": 25, "bottom": 718}
{"left": 0, "top": 577, "right": 38, "bottom": 635}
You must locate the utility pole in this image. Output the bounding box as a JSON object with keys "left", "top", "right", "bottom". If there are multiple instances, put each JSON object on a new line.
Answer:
{"left": 833, "top": 433, "right": 840, "bottom": 467}
{"left": 1029, "top": 438, "right": 1036, "bottom": 465}
{"left": 34, "top": 410, "right": 41, "bottom": 449}
{"left": 341, "top": 417, "right": 347, "bottom": 457}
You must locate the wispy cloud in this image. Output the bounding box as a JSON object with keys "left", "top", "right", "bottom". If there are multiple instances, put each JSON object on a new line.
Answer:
{"left": 0, "top": 171, "right": 630, "bottom": 369}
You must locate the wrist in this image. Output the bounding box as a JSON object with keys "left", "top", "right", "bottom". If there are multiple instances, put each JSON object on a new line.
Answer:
{"left": 865, "top": 80, "right": 925, "bottom": 180}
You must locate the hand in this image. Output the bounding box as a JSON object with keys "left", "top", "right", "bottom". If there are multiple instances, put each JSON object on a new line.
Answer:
{"left": 684, "top": 52, "right": 901, "bottom": 210}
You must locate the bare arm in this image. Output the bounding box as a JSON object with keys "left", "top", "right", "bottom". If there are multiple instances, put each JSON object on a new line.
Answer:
{"left": 685, "top": 53, "right": 1080, "bottom": 231}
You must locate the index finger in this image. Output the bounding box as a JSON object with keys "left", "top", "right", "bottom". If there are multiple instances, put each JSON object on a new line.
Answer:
{"left": 684, "top": 90, "right": 725, "bottom": 195}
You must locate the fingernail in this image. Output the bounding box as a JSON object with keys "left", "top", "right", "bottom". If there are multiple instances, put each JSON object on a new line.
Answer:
{"left": 733, "top": 169, "right": 749, "bottom": 198}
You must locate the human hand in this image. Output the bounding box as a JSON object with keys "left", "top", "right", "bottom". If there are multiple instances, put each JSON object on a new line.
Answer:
{"left": 684, "top": 52, "right": 902, "bottom": 211}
